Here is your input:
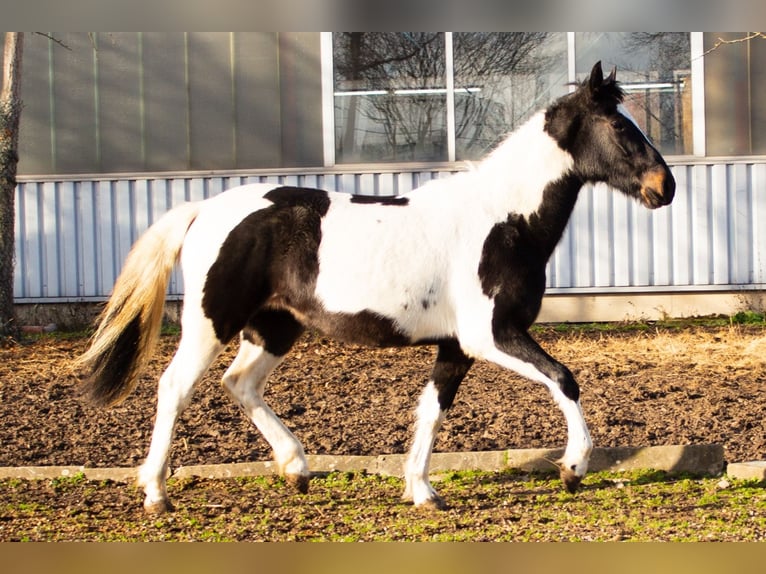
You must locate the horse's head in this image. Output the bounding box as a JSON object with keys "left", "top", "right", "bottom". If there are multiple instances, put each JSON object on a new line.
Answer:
{"left": 545, "top": 61, "right": 675, "bottom": 209}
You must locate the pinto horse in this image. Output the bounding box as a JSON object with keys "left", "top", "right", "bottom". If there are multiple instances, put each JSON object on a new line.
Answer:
{"left": 77, "top": 62, "right": 674, "bottom": 513}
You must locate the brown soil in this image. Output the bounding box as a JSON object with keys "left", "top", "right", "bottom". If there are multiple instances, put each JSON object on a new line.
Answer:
{"left": 1, "top": 322, "right": 764, "bottom": 470}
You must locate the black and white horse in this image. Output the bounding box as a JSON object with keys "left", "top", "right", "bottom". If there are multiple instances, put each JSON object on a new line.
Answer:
{"left": 77, "top": 62, "right": 675, "bottom": 513}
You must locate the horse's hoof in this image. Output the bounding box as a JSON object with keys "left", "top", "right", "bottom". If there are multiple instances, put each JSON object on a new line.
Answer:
{"left": 414, "top": 494, "right": 448, "bottom": 511}
{"left": 144, "top": 498, "right": 174, "bottom": 515}
{"left": 285, "top": 473, "right": 311, "bottom": 494}
{"left": 559, "top": 465, "right": 583, "bottom": 494}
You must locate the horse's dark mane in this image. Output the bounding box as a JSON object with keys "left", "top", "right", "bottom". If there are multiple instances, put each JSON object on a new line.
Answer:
{"left": 594, "top": 78, "right": 625, "bottom": 103}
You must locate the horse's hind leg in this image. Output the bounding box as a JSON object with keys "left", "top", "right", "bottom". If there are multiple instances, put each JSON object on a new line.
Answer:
{"left": 221, "top": 312, "right": 309, "bottom": 493}
{"left": 138, "top": 317, "right": 224, "bottom": 514}
{"left": 403, "top": 340, "right": 473, "bottom": 509}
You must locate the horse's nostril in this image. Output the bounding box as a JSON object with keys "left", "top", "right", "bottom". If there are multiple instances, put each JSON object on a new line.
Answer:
{"left": 641, "top": 168, "right": 674, "bottom": 207}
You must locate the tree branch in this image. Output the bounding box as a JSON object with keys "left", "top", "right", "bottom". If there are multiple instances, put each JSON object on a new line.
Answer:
{"left": 697, "top": 32, "right": 765, "bottom": 59}
{"left": 33, "top": 32, "right": 71, "bottom": 51}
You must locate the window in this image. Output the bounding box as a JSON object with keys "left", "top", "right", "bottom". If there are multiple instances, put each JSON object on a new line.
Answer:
{"left": 703, "top": 32, "right": 766, "bottom": 156}
{"left": 333, "top": 33, "right": 447, "bottom": 162}
{"left": 332, "top": 32, "right": 568, "bottom": 163}
{"left": 452, "top": 33, "right": 567, "bottom": 160}
{"left": 332, "top": 32, "right": 698, "bottom": 164}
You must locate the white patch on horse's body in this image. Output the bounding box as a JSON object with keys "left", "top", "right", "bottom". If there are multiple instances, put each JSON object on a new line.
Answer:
{"left": 314, "top": 189, "right": 458, "bottom": 342}
{"left": 313, "top": 113, "right": 574, "bottom": 345}
{"left": 474, "top": 112, "right": 575, "bottom": 218}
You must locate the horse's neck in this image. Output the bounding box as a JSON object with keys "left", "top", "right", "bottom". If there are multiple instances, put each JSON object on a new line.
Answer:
{"left": 470, "top": 113, "right": 582, "bottom": 255}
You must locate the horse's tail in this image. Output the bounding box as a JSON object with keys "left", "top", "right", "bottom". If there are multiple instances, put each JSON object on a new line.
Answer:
{"left": 76, "top": 201, "right": 202, "bottom": 407}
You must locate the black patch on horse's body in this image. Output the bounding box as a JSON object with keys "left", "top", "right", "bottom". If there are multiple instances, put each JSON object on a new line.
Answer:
{"left": 203, "top": 185, "right": 412, "bottom": 349}
{"left": 478, "top": 174, "right": 582, "bottom": 332}
{"left": 349, "top": 195, "right": 410, "bottom": 206}
{"left": 430, "top": 339, "right": 474, "bottom": 411}
{"left": 202, "top": 187, "right": 329, "bottom": 344}
{"left": 263, "top": 185, "right": 331, "bottom": 215}
{"left": 477, "top": 178, "right": 585, "bottom": 401}
{"left": 243, "top": 309, "right": 305, "bottom": 357}
{"left": 308, "top": 309, "right": 410, "bottom": 347}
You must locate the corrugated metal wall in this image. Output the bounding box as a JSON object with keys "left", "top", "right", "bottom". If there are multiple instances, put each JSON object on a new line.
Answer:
{"left": 13, "top": 160, "right": 766, "bottom": 303}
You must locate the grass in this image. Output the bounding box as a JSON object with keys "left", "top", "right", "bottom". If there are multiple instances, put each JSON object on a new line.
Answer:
{"left": 532, "top": 311, "right": 766, "bottom": 335}
{"left": 0, "top": 469, "right": 763, "bottom": 541}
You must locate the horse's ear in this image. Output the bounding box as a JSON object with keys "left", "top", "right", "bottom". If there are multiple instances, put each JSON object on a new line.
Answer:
{"left": 588, "top": 61, "right": 604, "bottom": 93}
{"left": 586, "top": 61, "right": 622, "bottom": 103}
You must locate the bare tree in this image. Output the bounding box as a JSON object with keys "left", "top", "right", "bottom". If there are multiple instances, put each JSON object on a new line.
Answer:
{"left": 0, "top": 32, "right": 23, "bottom": 340}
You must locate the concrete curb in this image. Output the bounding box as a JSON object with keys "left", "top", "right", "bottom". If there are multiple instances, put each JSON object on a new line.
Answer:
{"left": 726, "top": 461, "right": 766, "bottom": 481}
{"left": 0, "top": 444, "right": 730, "bottom": 482}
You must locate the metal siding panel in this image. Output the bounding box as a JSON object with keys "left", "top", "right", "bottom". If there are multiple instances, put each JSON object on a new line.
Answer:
{"left": 612, "top": 193, "right": 631, "bottom": 286}
{"left": 42, "top": 182, "right": 59, "bottom": 297}
{"left": 16, "top": 34, "right": 55, "bottom": 174}
{"left": 14, "top": 184, "right": 27, "bottom": 298}
{"left": 12, "top": 160, "right": 766, "bottom": 302}
{"left": 553, "top": 223, "right": 574, "bottom": 288}
{"left": 670, "top": 165, "right": 691, "bottom": 285}
{"left": 170, "top": 178, "right": 190, "bottom": 296}
{"left": 591, "top": 184, "right": 613, "bottom": 287}
{"left": 169, "top": 178, "right": 188, "bottom": 206}
{"left": 337, "top": 173, "right": 355, "bottom": 194}
{"left": 301, "top": 174, "right": 320, "bottom": 190}
{"left": 730, "top": 163, "right": 751, "bottom": 284}
{"left": 632, "top": 200, "right": 652, "bottom": 286}
{"left": 377, "top": 173, "right": 395, "bottom": 196}
{"left": 142, "top": 33, "right": 189, "bottom": 172}
{"left": 187, "top": 33, "right": 235, "bottom": 170}
{"left": 651, "top": 194, "right": 672, "bottom": 286}
{"left": 282, "top": 175, "right": 300, "bottom": 187}
{"left": 78, "top": 181, "right": 98, "bottom": 296}
{"left": 395, "top": 172, "right": 413, "bottom": 194}
{"left": 690, "top": 165, "right": 711, "bottom": 285}
{"left": 24, "top": 183, "right": 44, "bottom": 298}
{"left": 50, "top": 34, "right": 98, "bottom": 173}
{"left": 357, "top": 173, "right": 375, "bottom": 195}
{"left": 752, "top": 164, "right": 766, "bottom": 284}
{"left": 571, "top": 188, "right": 593, "bottom": 287}
{"left": 233, "top": 33, "right": 282, "bottom": 168}
{"left": 145, "top": 179, "right": 161, "bottom": 227}
{"left": 57, "top": 182, "right": 79, "bottom": 297}
{"left": 95, "top": 181, "right": 116, "bottom": 294}
{"left": 113, "top": 180, "right": 134, "bottom": 286}
{"left": 710, "top": 164, "right": 730, "bottom": 284}
{"left": 205, "top": 177, "right": 225, "bottom": 199}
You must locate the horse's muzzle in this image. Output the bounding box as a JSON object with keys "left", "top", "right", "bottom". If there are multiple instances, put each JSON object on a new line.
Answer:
{"left": 640, "top": 166, "right": 675, "bottom": 208}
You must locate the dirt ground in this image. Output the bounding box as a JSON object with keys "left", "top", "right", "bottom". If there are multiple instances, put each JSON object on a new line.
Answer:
{"left": 1, "top": 321, "right": 765, "bottom": 541}
{"left": 1, "top": 321, "right": 764, "bottom": 470}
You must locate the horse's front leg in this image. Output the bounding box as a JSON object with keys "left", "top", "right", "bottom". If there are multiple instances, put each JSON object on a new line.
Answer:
{"left": 479, "top": 328, "right": 593, "bottom": 492}
{"left": 403, "top": 340, "right": 473, "bottom": 509}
